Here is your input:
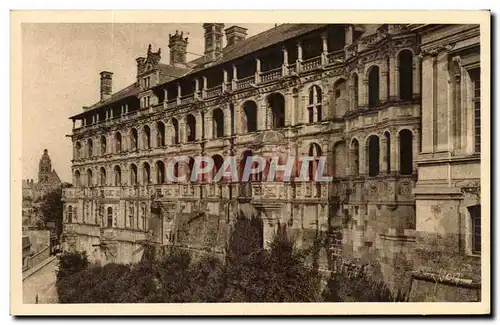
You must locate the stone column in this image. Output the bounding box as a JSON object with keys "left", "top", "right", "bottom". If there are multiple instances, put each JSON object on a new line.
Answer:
{"left": 389, "top": 54, "right": 398, "bottom": 100}
{"left": 255, "top": 58, "right": 261, "bottom": 83}
{"left": 202, "top": 76, "right": 207, "bottom": 99}
{"left": 392, "top": 131, "right": 400, "bottom": 173}
{"left": 282, "top": 46, "right": 288, "bottom": 76}
{"left": 380, "top": 58, "right": 388, "bottom": 102}
{"left": 179, "top": 118, "right": 186, "bottom": 143}
{"left": 413, "top": 55, "right": 421, "bottom": 98}
{"left": 177, "top": 83, "right": 182, "bottom": 105}
{"left": 224, "top": 105, "right": 231, "bottom": 136}
{"left": 380, "top": 136, "right": 387, "bottom": 174}
{"left": 321, "top": 32, "right": 328, "bottom": 65}
{"left": 232, "top": 64, "right": 238, "bottom": 90}
{"left": 196, "top": 112, "right": 203, "bottom": 141}
{"left": 297, "top": 40, "right": 303, "bottom": 73}
{"left": 194, "top": 78, "right": 200, "bottom": 99}
{"left": 285, "top": 90, "right": 292, "bottom": 127}
{"left": 205, "top": 113, "right": 213, "bottom": 140}
{"left": 223, "top": 69, "right": 228, "bottom": 92}
{"left": 358, "top": 140, "right": 366, "bottom": 175}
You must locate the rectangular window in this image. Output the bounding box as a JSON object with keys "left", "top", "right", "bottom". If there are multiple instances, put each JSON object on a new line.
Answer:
{"left": 470, "top": 68, "right": 480, "bottom": 153}
{"left": 469, "top": 205, "right": 481, "bottom": 255}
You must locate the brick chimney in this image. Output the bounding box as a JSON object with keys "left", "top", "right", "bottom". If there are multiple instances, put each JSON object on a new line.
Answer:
{"left": 168, "top": 30, "right": 189, "bottom": 67}
{"left": 225, "top": 25, "right": 247, "bottom": 47}
{"left": 99, "top": 71, "right": 113, "bottom": 101}
{"left": 203, "top": 23, "right": 225, "bottom": 61}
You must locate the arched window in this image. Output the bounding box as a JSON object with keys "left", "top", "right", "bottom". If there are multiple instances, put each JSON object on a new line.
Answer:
{"left": 68, "top": 205, "right": 73, "bottom": 223}
{"left": 115, "top": 132, "right": 122, "bottom": 153}
{"left": 172, "top": 118, "right": 180, "bottom": 144}
{"left": 308, "top": 143, "right": 322, "bottom": 181}
{"left": 87, "top": 139, "right": 93, "bottom": 157}
{"left": 308, "top": 85, "right": 322, "bottom": 123}
{"left": 114, "top": 165, "right": 122, "bottom": 186}
{"left": 368, "top": 66, "right": 380, "bottom": 108}
{"left": 107, "top": 207, "right": 113, "bottom": 228}
{"left": 186, "top": 114, "right": 196, "bottom": 142}
{"left": 268, "top": 93, "right": 285, "bottom": 129}
{"left": 74, "top": 170, "right": 81, "bottom": 187}
{"left": 367, "top": 135, "right": 380, "bottom": 177}
{"left": 87, "top": 168, "right": 93, "bottom": 186}
{"left": 351, "top": 73, "right": 359, "bottom": 110}
{"left": 99, "top": 167, "right": 106, "bottom": 186}
{"left": 243, "top": 101, "right": 257, "bottom": 133}
{"left": 351, "top": 139, "right": 360, "bottom": 176}
{"left": 156, "top": 161, "right": 165, "bottom": 184}
{"left": 141, "top": 203, "right": 147, "bottom": 231}
{"left": 212, "top": 154, "right": 224, "bottom": 182}
{"left": 143, "top": 125, "right": 151, "bottom": 149}
{"left": 75, "top": 142, "right": 82, "bottom": 159}
{"left": 384, "top": 131, "right": 391, "bottom": 173}
{"left": 130, "top": 128, "right": 138, "bottom": 151}
{"left": 157, "top": 121, "right": 166, "bottom": 147}
{"left": 100, "top": 136, "right": 107, "bottom": 155}
{"left": 213, "top": 108, "right": 225, "bottom": 138}
{"left": 130, "top": 164, "right": 138, "bottom": 185}
{"left": 143, "top": 162, "right": 151, "bottom": 185}
{"left": 240, "top": 150, "right": 261, "bottom": 182}
{"left": 398, "top": 50, "right": 413, "bottom": 101}
{"left": 333, "top": 79, "right": 347, "bottom": 118}
{"left": 399, "top": 129, "right": 413, "bottom": 175}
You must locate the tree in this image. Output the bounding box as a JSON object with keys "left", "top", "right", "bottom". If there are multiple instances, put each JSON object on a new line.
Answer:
{"left": 39, "top": 188, "right": 64, "bottom": 237}
{"left": 56, "top": 251, "right": 89, "bottom": 281}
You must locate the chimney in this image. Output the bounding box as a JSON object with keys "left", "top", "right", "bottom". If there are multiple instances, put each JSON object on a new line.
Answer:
{"left": 168, "top": 30, "right": 189, "bottom": 67}
{"left": 99, "top": 71, "right": 113, "bottom": 101}
{"left": 136, "top": 57, "right": 146, "bottom": 76}
{"left": 203, "top": 23, "right": 225, "bottom": 62}
{"left": 225, "top": 25, "right": 248, "bottom": 47}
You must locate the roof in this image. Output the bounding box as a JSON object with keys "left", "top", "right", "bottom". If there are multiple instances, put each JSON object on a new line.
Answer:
{"left": 72, "top": 24, "right": 327, "bottom": 118}
{"left": 158, "top": 63, "right": 190, "bottom": 83}
{"left": 188, "top": 24, "right": 327, "bottom": 74}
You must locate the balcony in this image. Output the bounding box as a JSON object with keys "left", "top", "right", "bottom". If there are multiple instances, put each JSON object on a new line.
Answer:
{"left": 236, "top": 75, "right": 255, "bottom": 90}
{"left": 260, "top": 67, "right": 283, "bottom": 83}
{"left": 180, "top": 93, "right": 195, "bottom": 105}
{"left": 326, "top": 50, "right": 345, "bottom": 65}
{"left": 205, "top": 85, "right": 223, "bottom": 98}
{"left": 301, "top": 56, "right": 322, "bottom": 72}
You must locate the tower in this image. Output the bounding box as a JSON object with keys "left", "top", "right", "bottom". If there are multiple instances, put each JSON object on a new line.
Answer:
{"left": 38, "top": 149, "right": 52, "bottom": 184}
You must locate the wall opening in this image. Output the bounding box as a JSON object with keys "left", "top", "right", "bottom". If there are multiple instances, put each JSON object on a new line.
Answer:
{"left": 186, "top": 114, "right": 196, "bottom": 142}
{"left": 399, "top": 129, "right": 413, "bottom": 175}
{"left": 367, "top": 135, "right": 380, "bottom": 177}
{"left": 398, "top": 50, "right": 413, "bottom": 101}
{"left": 213, "top": 108, "right": 225, "bottom": 138}
{"left": 268, "top": 93, "right": 285, "bottom": 129}
{"left": 243, "top": 101, "right": 257, "bottom": 133}
{"left": 368, "top": 66, "right": 380, "bottom": 108}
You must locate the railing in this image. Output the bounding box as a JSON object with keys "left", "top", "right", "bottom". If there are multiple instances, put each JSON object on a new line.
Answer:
{"left": 166, "top": 98, "right": 177, "bottom": 109}
{"left": 326, "top": 50, "right": 345, "bottom": 65}
{"left": 301, "top": 56, "right": 322, "bottom": 72}
{"left": 22, "top": 245, "right": 51, "bottom": 273}
{"left": 236, "top": 75, "right": 255, "bottom": 90}
{"left": 260, "top": 67, "right": 283, "bottom": 83}
{"left": 287, "top": 63, "right": 297, "bottom": 75}
{"left": 205, "top": 85, "right": 223, "bottom": 98}
{"left": 180, "top": 93, "right": 195, "bottom": 105}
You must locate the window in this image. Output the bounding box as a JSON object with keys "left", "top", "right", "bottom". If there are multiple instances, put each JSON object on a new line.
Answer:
{"left": 186, "top": 114, "right": 196, "bottom": 142}
{"left": 307, "top": 85, "right": 322, "bottom": 123}
{"left": 143, "top": 126, "right": 151, "bottom": 149}
{"left": 367, "top": 135, "right": 380, "bottom": 177}
{"left": 268, "top": 93, "right": 285, "bottom": 128}
{"left": 157, "top": 122, "right": 166, "bottom": 147}
{"left": 115, "top": 132, "right": 122, "bottom": 153}
{"left": 74, "top": 170, "right": 81, "bottom": 187}
{"left": 130, "top": 164, "right": 138, "bottom": 185}
{"left": 68, "top": 206, "right": 73, "bottom": 223}
{"left": 368, "top": 66, "right": 380, "bottom": 108}
{"left": 143, "top": 163, "right": 151, "bottom": 185}
{"left": 107, "top": 207, "right": 113, "bottom": 228}
{"left": 469, "top": 205, "right": 481, "bottom": 254}
{"left": 131, "top": 128, "right": 138, "bottom": 151}
{"left": 100, "top": 136, "right": 107, "bottom": 155}
{"left": 172, "top": 118, "right": 180, "bottom": 144}
{"left": 398, "top": 50, "right": 413, "bottom": 101}
{"left": 87, "top": 169, "right": 93, "bottom": 186}
{"left": 470, "top": 68, "right": 481, "bottom": 153}
{"left": 99, "top": 167, "right": 106, "bottom": 186}
{"left": 87, "top": 139, "right": 93, "bottom": 157}
{"left": 75, "top": 142, "right": 82, "bottom": 159}
{"left": 308, "top": 143, "right": 322, "bottom": 181}
{"left": 243, "top": 101, "right": 257, "bottom": 132}
{"left": 213, "top": 108, "right": 225, "bottom": 138}
{"left": 129, "top": 206, "right": 134, "bottom": 229}
{"left": 399, "top": 129, "right": 413, "bottom": 175}
{"left": 114, "top": 166, "right": 122, "bottom": 186}
{"left": 156, "top": 161, "right": 165, "bottom": 184}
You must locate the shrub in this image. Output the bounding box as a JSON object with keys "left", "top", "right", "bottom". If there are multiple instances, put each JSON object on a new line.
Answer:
{"left": 56, "top": 251, "right": 89, "bottom": 281}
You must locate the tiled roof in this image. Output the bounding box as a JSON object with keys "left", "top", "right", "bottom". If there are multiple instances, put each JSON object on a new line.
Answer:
{"left": 72, "top": 24, "right": 327, "bottom": 118}
{"left": 158, "top": 63, "right": 191, "bottom": 83}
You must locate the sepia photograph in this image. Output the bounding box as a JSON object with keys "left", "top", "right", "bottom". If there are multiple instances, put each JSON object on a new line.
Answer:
{"left": 10, "top": 10, "right": 490, "bottom": 316}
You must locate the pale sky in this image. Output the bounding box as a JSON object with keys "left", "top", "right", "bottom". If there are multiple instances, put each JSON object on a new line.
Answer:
{"left": 22, "top": 23, "right": 275, "bottom": 182}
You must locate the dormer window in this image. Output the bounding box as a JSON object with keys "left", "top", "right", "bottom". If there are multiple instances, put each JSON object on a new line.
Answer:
{"left": 143, "top": 76, "right": 151, "bottom": 89}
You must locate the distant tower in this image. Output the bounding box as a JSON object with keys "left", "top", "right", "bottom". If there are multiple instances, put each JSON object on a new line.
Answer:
{"left": 169, "top": 30, "right": 189, "bottom": 67}
{"left": 38, "top": 149, "right": 52, "bottom": 184}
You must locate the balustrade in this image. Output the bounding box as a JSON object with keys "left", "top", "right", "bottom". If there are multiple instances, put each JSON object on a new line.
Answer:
{"left": 260, "top": 67, "right": 283, "bottom": 83}
{"left": 301, "top": 56, "right": 322, "bottom": 72}
{"left": 236, "top": 75, "right": 255, "bottom": 90}
{"left": 205, "top": 85, "right": 223, "bottom": 98}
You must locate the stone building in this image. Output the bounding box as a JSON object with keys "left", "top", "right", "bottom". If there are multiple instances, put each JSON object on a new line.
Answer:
{"left": 61, "top": 24, "right": 481, "bottom": 295}
{"left": 23, "top": 149, "right": 63, "bottom": 228}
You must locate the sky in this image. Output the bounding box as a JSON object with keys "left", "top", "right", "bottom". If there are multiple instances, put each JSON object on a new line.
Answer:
{"left": 22, "top": 23, "right": 275, "bottom": 182}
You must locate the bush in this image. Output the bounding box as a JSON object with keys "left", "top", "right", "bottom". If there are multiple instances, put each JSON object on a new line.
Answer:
{"left": 56, "top": 251, "right": 89, "bottom": 281}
